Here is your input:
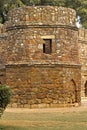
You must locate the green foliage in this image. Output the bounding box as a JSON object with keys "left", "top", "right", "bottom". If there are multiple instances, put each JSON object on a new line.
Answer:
{"left": 0, "top": 85, "right": 11, "bottom": 117}
{"left": 63, "top": 0, "right": 87, "bottom": 28}
{"left": 0, "top": 0, "right": 24, "bottom": 23}
{"left": 77, "top": 0, "right": 87, "bottom": 28}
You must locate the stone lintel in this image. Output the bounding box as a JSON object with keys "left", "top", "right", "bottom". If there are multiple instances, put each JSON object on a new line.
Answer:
{"left": 41, "top": 35, "right": 55, "bottom": 39}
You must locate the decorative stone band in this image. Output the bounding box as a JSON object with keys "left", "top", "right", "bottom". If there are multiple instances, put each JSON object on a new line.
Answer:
{"left": 6, "top": 24, "right": 78, "bottom": 31}
{"left": 6, "top": 62, "right": 81, "bottom": 68}
{"left": 6, "top": 6, "right": 76, "bottom": 28}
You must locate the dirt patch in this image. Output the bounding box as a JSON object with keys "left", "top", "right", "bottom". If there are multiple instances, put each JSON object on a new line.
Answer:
{"left": 6, "top": 106, "right": 87, "bottom": 114}
{"left": 1, "top": 120, "right": 87, "bottom": 127}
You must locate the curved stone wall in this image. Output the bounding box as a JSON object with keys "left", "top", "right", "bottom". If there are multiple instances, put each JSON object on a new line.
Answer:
{"left": 6, "top": 6, "right": 78, "bottom": 65}
{"left": 2, "top": 6, "right": 81, "bottom": 108}
{"left": 0, "top": 33, "right": 7, "bottom": 65}
{"left": 6, "top": 6, "right": 76, "bottom": 28}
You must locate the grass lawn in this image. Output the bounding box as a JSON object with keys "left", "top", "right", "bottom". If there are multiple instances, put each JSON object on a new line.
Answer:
{"left": 0, "top": 107, "right": 87, "bottom": 130}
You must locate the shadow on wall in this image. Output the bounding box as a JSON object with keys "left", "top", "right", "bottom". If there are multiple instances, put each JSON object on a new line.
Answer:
{"left": 70, "top": 79, "right": 78, "bottom": 103}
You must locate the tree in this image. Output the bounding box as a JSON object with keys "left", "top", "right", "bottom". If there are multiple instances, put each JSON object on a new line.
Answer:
{"left": 63, "top": 0, "right": 87, "bottom": 28}
{"left": 0, "top": 0, "right": 8, "bottom": 23}
{"left": 77, "top": 0, "right": 87, "bottom": 28}
{"left": 0, "top": 85, "right": 11, "bottom": 117}
{"left": 0, "top": 0, "right": 24, "bottom": 23}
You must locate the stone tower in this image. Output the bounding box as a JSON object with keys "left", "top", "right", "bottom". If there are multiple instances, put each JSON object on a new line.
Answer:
{"left": 0, "top": 6, "right": 81, "bottom": 108}
{"left": 78, "top": 29, "right": 87, "bottom": 98}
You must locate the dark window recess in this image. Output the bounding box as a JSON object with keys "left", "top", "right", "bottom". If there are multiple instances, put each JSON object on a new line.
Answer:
{"left": 85, "top": 81, "right": 87, "bottom": 97}
{"left": 0, "top": 81, "right": 2, "bottom": 84}
{"left": 43, "top": 39, "right": 52, "bottom": 54}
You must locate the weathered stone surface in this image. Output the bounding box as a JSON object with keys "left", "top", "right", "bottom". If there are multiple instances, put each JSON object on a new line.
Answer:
{"left": 3, "top": 6, "right": 78, "bottom": 65}
{"left": 5, "top": 64, "right": 81, "bottom": 107}
{"left": 78, "top": 28, "right": 87, "bottom": 97}
{"left": 6, "top": 6, "right": 76, "bottom": 27}
{"left": 0, "top": 6, "right": 84, "bottom": 108}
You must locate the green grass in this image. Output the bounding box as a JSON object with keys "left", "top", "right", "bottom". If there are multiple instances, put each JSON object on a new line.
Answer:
{"left": 0, "top": 110, "right": 87, "bottom": 130}
{"left": 0, "top": 125, "right": 87, "bottom": 130}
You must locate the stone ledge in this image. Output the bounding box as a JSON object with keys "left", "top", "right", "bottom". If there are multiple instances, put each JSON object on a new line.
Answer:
{"left": 6, "top": 62, "right": 81, "bottom": 68}
{"left": 6, "top": 24, "right": 78, "bottom": 31}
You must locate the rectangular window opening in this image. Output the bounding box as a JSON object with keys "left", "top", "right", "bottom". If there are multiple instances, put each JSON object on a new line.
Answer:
{"left": 43, "top": 39, "right": 52, "bottom": 54}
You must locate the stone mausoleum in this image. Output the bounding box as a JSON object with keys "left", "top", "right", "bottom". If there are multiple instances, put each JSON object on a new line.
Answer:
{"left": 0, "top": 6, "right": 86, "bottom": 108}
